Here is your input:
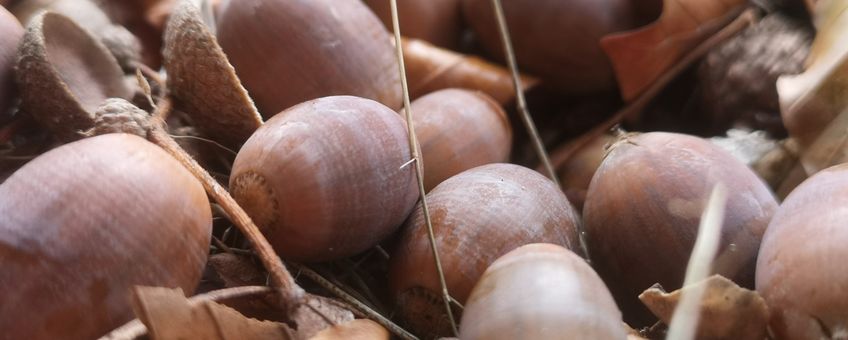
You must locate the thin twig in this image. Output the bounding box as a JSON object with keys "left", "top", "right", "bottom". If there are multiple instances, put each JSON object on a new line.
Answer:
{"left": 290, "top": 263, "right": 419, "bottom": 340}
{"left": 491, "top": 0, "right": 558, "bottom": 186}
{"left": 389, "top": 0, "right": 459, "bottom": 335}
{"left": 147, "top": 122, "right": 304, "bottom": 308}
{"left": 133, "top": 62, "right": 165, "bottom": 89}
{"left": 170, "top": 134, "right": 239, "bottom": 156}
{"left": 666, "top": 185, "right": 727, "bottom": 340}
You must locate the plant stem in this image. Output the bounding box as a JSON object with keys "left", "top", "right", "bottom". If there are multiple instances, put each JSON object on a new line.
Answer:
{"left": 389, "top": 0, "right": 459, "bottom": 336}
{"left": 146, "top": 112, "right": 303, "bottom": 307}
{"left": 491, "top": 0, "right": 558, "bottom": 187}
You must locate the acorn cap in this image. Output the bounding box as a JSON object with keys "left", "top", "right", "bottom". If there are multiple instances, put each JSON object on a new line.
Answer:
{"left": 15, "top": 11, "right": 132, "bottom": 141}
{"left": 163, "top": 0, "right": 263, "bottom": 149}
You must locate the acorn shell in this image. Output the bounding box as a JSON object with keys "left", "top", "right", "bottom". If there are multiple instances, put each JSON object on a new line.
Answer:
{"left": 756, "top": 163, "right": 848, "bottom": 340}
{"left": 229, "top": 96, "right": 418, "bottom": 262}
{"left": 461, "top": 0, "right": 640, "bottom": 93}
{"left": 411, "top": 88, "right": 511, "bottom": 191}
{"left": 15, "top": 12, "right": 131, "bottom": 141}
{"left": 0, "top": 6, "right": 23, "bottom": 117}
{"left": 460, "top": 244, "right": 626, "bottom": 340}
{"left": 0, "top": 133, "right": 212, "bottom": 340}
{"left": 163, "top": 0, "right": 263, "bottom": 149}
{"left": 583, "top": 132, "right": 778, "bottom": 325}
{"left": 216, "top": 0, "right": 402, "bottom": 117}
{"left": 389, "top": 163, "right": 582, "bottom": 338}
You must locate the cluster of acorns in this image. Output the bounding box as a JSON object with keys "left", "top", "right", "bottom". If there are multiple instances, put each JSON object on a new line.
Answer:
{"left": 0, "top": 0, "right": 844, "bottom": 340}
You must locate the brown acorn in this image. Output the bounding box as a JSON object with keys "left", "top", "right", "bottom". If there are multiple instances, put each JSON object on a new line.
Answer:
{"left": 460, "top": 244, "right": 626, "bottom": 340}
{"left": 390, "top": 163, "right": 583, "bottom": 338}
{"left": 229, "top": 95, "right": 418, "bottom": 262}
{"left": 0, "top": 5, "right": 23, "bottom": 118}
{"left": 583, "top": 132, "right": 778, "bottom": 325}
{"left": 756, "top": 163, "right": 848, "bottom": 340}
{"left": 15, "top": 12, "right": 132, "bottom": 141}
{"left": 411, "top": 88, "right": 511, "bottom": 191}
{"left": 216, "top": 0, "right": 402, "bottom": 117}
{"left": 0, "top": 133, "right": 212, "bottom": 340}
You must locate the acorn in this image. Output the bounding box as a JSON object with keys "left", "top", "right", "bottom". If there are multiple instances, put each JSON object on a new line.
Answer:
{"left": 229, "top": 95, "right": 418, "bottom": 262}
{"left": 583, "top": 132, "right": 778, "bottom": 325}
{"left": 756, "top": 163, "right": 848, "bottom": 340}
{"left": 363, "top": 0, "right": 463, "bottom": 49}
{"left": 0, "top": 5, "right": 23, "bottom": 118}
{"left": 410, "top": 88, "right": 511, "bottom": 191}
{"left": 389, "top": 163, "right": 583, "bottom": 338}
{"left": 461, "top": 0, "right": 642, "bottom": 93}
{"left": 0, "top": 133, "right": 212, "bottom": 340}
{"left": 15, "top": 11, "right": 132, "bottom": 141}
{"left": 555, "top": 133, "right": 616, "bottom": 211}
{"left": 460, "top": 243, "right": 626, "bottom": 340}
{"left": 216, "top": 0, "right": 402, "bottom": 117}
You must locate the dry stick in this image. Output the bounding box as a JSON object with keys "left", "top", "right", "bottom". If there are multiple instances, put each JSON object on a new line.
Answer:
{"left": 290, "top": 263, "right": 420, "bottom": 340}
{"left": 666, "top": 185, "right": 727, "bottom": 340}
{"left": 547, "top": 9, "right": 757, "bottom": 171}
{"left": 491, "top": 0, "right": 558, "bottom": 186}
{"left": 389, "top": 0, "right": 459, "bottom": 336}
{"left": 145, "top": 98, "right": 303, "bottom": 307}
{"left": 100, "top": 286, "right": 273, "bottom": 340}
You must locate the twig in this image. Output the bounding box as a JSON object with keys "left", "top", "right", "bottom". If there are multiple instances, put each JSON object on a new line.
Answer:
{"left": 389, "top": 0, "right": 458, "bottom": 336}
{"left": 290, "top": 263, "right": 419, "bottom": 340}
{"left": 491, "top": 0, "right": 558, "bottom": 186}
{"left": 170, "top": 134, "right": 239, "bottom": 156}
{"left": 666, "top": 185, "right": 727, "bottom": 340}
{"left": 147, "top": 121, "right": 304, "bottom": 308}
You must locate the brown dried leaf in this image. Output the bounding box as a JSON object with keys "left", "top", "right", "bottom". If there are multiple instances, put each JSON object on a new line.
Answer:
{"left": 601, "top": 0, "right": 747, "bottom": 101}
{"left": 639, "top": 275, "right": 769, "bottom": 340}
{"left": 308, "top": 319, "right": 389, "bottom": 340}
{"left": 208, "top": 253, "right": 267, "bottom": 288}
{"left": 131, "top": 286, "right": 295, "bottom": 340}
{"left": 402, "top": 38, "right": 538, "bottom": 105}
{"left": 777, "top": 1, "right": 848, "bottom": 174}
{"left": 291, "top": 295, "right": 356, "bottom": 339}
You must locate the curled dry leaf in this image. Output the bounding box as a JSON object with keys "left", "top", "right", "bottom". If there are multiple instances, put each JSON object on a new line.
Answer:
{"left": 308, "top": 319, "right": 389, "bottom": 340}
{"left": 601, "top": 0, "right": 748, "bottom": 101}
{"left": 132, "top": 286, "right": 295, "bottom": 340}
{"left": 163, "top": 0, "right": 262, "bottom": 149}
{"left": 777, "top": 0, "right": 848, "bottom": 176}
{"left": 639, "top": 275, "right": 769, "bottom": 340}
{"left": 402, "top": 38, "right": 538, "bottom": 106}
{"left": 15, "top": 12, "right": 131, "bottom": 141}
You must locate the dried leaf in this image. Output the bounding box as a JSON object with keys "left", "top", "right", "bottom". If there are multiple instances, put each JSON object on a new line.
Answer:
{"left": 208, "top": 253, "right": 267, "bottom": 288}
{"left": 639, "top": 275, "right": 769, "bottom": 340}
{"left": 291, "top": 295, "right": 356, "bottom": 339}
{"left": 131, "top": 286, "right": 295, "bottom": 340}
{"left": 777, "top": 1, "right": 848, "bottom": 174}
{"left": 402, "top": 38, "right": 538, "bottom": 105}
{"left": 601, "top": 0, "right": 747, "bottom": 101}
{"left": 308, "top": 319, "right": 389, "bottom": 340}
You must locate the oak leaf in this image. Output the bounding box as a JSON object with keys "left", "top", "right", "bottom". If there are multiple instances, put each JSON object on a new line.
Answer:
{"left": 601, "top": 0, "right": 747, "bottom": 101}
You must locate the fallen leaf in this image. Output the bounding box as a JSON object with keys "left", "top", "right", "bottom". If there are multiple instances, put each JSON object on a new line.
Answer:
{"left": 308, "top": 319, "right": 389, "bottom": 340}
{"left": 601, "top": 0, "right": 747, "bottom": 101}
{"left": 208, "top": 253, "right": 268, "bottom": 288}
{"left": 402, "top": 38, "right": 538, "bottom": 105}
{"left": 777, "top": 0, "right": 848, "bottom": 175}
{"left": 639, "top": 275, "right": 769, "bottom": 340}
{"left": 131, "top": 286, "right": 295, "bottom": 340}
{"left": 291, "top": 295, "right": 356, "bottom": 339}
